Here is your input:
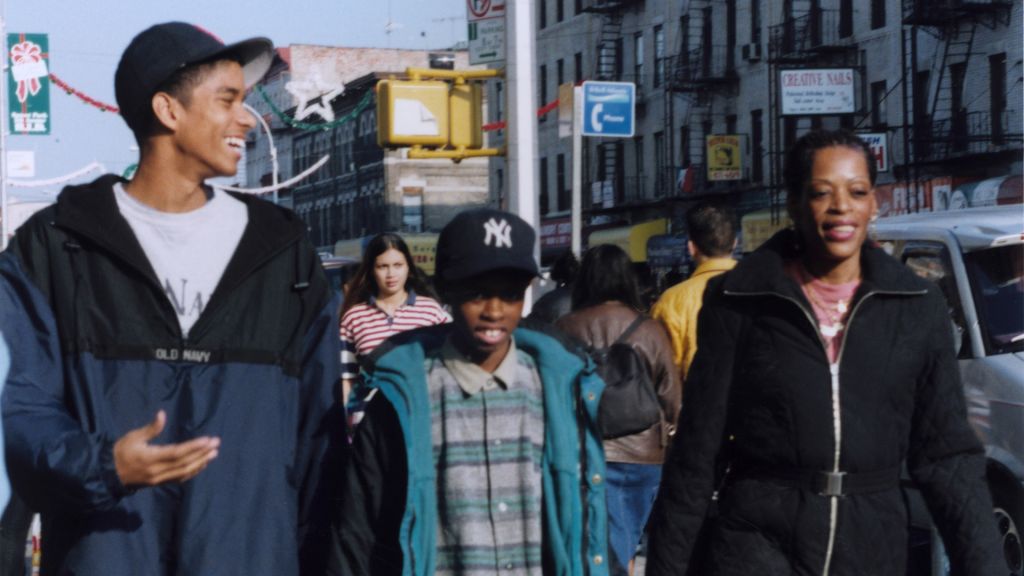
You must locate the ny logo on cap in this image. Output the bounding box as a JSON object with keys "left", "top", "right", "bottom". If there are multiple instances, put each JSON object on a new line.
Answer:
{"left": 483, "top": 218, "right": 513, "bottom": 248}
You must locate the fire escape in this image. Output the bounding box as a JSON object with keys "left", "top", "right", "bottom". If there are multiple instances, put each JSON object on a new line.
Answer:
{"left": 664, "top": 0, "right": 739, "bottom": 196}
{"left": 901, "top": 0, "right": 1016, "bottom": 173}
{"left": 581, "top": 0, "right": 638, "bottom": 208}
{"left": 766, "top": 0, "right": 858, "bottom": 205}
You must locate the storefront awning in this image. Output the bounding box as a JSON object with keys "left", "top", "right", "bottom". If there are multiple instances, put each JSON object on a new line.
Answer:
{"left": 588, "top": 218, "right": 668, "bottom": 262}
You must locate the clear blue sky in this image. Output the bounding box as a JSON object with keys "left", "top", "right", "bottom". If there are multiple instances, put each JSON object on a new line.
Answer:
{"left": 5, "top": 0, "right": 467, "bottom": 192}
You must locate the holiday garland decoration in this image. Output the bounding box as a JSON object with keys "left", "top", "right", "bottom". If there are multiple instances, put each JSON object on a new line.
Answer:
{"left": 48, "top": 73, "right": 118, "bottom": 113}
{"left": 256, "top": 85, "right": 373, "bottom": 131}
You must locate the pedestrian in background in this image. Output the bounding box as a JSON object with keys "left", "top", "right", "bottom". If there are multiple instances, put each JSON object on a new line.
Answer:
{"left": 339, "top": 232, "right": 449, "bottom": 429}
{"left": 0, "top": 23, "right": 341, "bottom": 575}
{"left": 652, "top": 203, "right": 737, "bottom": 383}
{"left": 558, "top": 244, "right": 679, "bottom": 575}
{"left": 646, "top": 129, "right": 1001, "bottom": 575}
{"left": 330, "top": 208, "right": 609, "bottom": 576}
{"left": 529, "top": 249, "right": 578, "bottom": 324}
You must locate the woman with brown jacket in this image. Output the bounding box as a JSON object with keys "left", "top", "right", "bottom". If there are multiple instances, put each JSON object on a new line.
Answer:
{"left": 557, "top": 244, "right": 680, "bottom": 575}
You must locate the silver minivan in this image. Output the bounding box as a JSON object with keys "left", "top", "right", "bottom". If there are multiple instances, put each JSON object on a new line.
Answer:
{"left": 871, "top": 205, "right": 1023, "bottom": 576}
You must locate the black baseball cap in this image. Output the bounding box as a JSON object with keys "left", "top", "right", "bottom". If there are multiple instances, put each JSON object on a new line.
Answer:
{"left": 115, "top": 22, "right": 273, "bottom": 134}
{"left": 436, "top": 208, "right": 540, "bottom": 282}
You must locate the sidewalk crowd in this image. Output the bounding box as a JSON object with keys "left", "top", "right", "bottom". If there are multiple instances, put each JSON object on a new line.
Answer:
{"left": 0, "top": 20, "right": 1004, "bottom": 576}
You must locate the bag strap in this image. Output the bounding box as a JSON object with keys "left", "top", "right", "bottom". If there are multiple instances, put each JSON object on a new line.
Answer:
{"left": 613, "top": 313, "right": 648, "bottom": 347}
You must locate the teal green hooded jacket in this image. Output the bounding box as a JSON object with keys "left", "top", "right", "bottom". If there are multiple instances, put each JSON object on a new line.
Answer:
{"left": 367, "top": 323, "right": 609, "bottom": 576}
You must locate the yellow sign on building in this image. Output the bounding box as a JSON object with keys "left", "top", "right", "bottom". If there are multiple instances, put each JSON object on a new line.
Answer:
{"left": 706, "top": 134, "right": 742, "bottom": 181}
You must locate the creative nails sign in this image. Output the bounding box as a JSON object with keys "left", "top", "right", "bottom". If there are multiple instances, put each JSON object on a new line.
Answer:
{"left": 7, "top": 34, "right": 50, "bottom": 134}
{"left": 780, "top": 68, "right": 855, "bottom": 116}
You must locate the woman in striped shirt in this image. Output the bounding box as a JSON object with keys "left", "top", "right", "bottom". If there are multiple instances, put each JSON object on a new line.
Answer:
{"left": 340, "top": 233, "right": 450, "bottom": 427}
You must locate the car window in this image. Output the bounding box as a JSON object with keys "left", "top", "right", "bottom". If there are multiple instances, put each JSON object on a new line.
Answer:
{"left": 901, "top": 244, "right": 970, "bottom": 358}
{"left": 964, "top": 244, "right": 1024, "bottom": 355}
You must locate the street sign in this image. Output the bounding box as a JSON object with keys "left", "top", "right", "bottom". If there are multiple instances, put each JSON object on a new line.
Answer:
{"left": 581, "top": 81, "right": 635, "bottom": 138}
{"left": 467, "top": 0, "right": 505, "bottom": 65}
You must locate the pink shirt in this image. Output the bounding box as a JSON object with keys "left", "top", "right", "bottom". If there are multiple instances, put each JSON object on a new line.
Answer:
{"left": 786, "top": 263, "right": 861, "bottom": 363}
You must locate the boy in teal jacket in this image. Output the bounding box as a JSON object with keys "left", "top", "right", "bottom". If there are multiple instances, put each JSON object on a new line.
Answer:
{"left": 330, "top": 209, "right": 608, "bottom": 576}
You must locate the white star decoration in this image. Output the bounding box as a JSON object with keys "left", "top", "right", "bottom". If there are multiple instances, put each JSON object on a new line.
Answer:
{"left": 285, "top": 74, "right": 345, "bottom": 122}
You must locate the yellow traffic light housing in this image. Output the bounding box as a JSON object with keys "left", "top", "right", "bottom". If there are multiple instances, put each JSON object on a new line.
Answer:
{"left": 376, "top": 80, "right": 450, "bottom": 148}
{"left": 449, "top": 83, "right": 483, "bottom": 150}
{"left": 375, "top": 68, "right": 502, "bottom": 162}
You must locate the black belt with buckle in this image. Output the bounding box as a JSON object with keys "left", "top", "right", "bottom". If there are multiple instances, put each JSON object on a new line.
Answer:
{"left": 734, "top": 465, "right": 901, "bottom": 497}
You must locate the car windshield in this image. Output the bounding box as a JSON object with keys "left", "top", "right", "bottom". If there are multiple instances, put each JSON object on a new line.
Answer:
{"left": 965, "top": 244, "right": 1024, "bottom": 355}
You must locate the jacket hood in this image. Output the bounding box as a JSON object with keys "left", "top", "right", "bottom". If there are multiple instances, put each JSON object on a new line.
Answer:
{"left": 52, "top": 174, "right": 308, "bottom": 288}
{"left": 723, "top": 228, "right": 931, "bottom": 298}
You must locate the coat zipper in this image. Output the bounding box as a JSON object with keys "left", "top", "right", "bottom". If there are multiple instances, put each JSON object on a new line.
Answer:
{"left": 725, "top": 288, "right": 880, "bottom": 576}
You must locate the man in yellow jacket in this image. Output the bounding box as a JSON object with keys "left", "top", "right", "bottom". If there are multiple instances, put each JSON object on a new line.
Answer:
{"left": 652, "top": 203, "right": 737, "bottom": 382}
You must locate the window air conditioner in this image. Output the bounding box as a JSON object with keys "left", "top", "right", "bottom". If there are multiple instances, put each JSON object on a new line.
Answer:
{"left": 742, "top": 43, "right": 762, "bottom": 62}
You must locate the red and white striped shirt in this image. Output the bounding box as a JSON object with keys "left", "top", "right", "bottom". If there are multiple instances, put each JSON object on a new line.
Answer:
{"left": 339, "top": 292, "right": 450, "bottom": 379}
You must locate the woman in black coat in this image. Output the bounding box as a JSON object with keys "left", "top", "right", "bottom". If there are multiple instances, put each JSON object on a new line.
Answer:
{"left": 646, "top": 129, "right": 1001, "bottom": 576}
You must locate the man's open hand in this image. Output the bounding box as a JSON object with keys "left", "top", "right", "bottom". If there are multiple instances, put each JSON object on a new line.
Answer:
{"left": 113, "top": 410, "right": 220, "bottom": 487}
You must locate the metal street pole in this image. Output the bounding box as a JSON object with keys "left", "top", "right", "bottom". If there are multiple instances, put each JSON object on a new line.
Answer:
{"left": 0, "top": 1, "right": 8, "bottom": 250}
{"left": 571, "top": 85, "right": 582, "bottom": 257}
{"left": 505, "top": 0, "right": 538, "bottom": 243}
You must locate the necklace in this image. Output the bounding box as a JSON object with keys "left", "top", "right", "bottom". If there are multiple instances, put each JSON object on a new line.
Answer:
{"left": 803, "top": 285, "right": 849, "bottom": 338}
{"left": 797, "top": 265, "right": 851, "bottom": 339}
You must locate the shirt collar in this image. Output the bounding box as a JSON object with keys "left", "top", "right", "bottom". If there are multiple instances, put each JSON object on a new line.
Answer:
{"left": 441, "top": 334, "right": 519, "bottom": 396}
{"left": 693, "top": 257, "right": 737, "bottom": 277}
{"left": 368, "top": 289, "right": 418, "bottom": 308}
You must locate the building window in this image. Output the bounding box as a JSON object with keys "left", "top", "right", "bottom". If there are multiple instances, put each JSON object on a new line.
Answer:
{"left": 839, "top": 0, "right": 853, "bottom": 38}
{"left": 701, "top": 7, "right": 713, "bottom": 75}
{"left": 726, "top": 0, "right": 736, "bottom": 71}
{"left": 654, "top": 131, "right": 666, "bottom": 196}
{"left": 634, "top": 136, "right": 644, "bottom": 200}
{"left": 495, "top": 81, "right": 504, "bottom": 122}
{"left": 634, "top": 32, "right": 644, "bottom": 87}
{"left": 540, "top": 157, "right": 550, "bottom": 215}
{"left": 950, "top": 62, "right": 968, "bottom": 151}
{"left": 654, "top": 25, "right": 665, "bottom": 87}
{"left": 557, "top": 58, "right": 565, "bottom": 87}
{"left": 557, "top": 153, "right": 568, "bottom": 211}
{"left": 871, "top": 80, "right": 888, "bottom": 129}
{"left": 402, "top": 191, "right": 423, "bottom": 233}
{"left": 539, "top": 64, "right": 548, "bottom": 122}
{"left": 871, "top": 0, "right": 885, "bottom": 29}
{"left": 990, "top": 53, "right": 1007, "bottom": 145}
{"left": 574, "top": 52, "right": 583, "bottom": 84}
{"left": 539, "top": 0, "right": 547, "bottom": 29}
{"left": 751, "top": 109, "right": 763, "bottom": 182}
{"left": 726, "top": 114, "right": 737, "bottom": 135}
{"left": 575, "top": 0, "right": 582, "bottom": 16}
{"left": 784, "top": 116, "right": 797, "bottom": 150}
{"left": 750, "top": 0, "right": 760, "bottom": 44}
{"left": 557, "top": 0, "right": 564, "bottom": 22}
{"left": 701, "top": 119, "right": 713, "bottom": 167}
{"left": 680, "top": 125, "right": 691, "bottom": 167}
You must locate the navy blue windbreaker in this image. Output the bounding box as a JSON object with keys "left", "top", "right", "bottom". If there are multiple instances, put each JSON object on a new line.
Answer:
{"left": 0, "top": 175, "right": 343, "bottom": 575}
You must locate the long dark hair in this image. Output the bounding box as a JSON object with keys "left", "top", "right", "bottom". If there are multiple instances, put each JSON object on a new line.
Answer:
{"left": 571, "top": 244, "right": 644, "bottom": 311}
{"left": 340, "top": 233, "right": 437, "bottom": 317}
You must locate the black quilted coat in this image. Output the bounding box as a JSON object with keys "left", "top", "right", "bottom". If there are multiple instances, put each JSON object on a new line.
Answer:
{"left": 646, "top": 230, "right": 1001, "bottom": 576}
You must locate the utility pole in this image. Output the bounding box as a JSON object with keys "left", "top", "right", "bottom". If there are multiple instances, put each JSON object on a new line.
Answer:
{"left": 505, "top": 0, "right": 539, "bottom": 248}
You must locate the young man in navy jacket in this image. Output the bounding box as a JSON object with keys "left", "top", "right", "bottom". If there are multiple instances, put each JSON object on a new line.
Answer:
{"left": 0, "top": 22, "right": 341, "bottom": 575}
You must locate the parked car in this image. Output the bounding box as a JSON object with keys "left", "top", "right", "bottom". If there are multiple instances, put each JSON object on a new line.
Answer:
{"left": 318, "top": 253, "right": 359, "bottom": 304}
{"left": 871, "top": 205, "right": 1023, "bottom": 576}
